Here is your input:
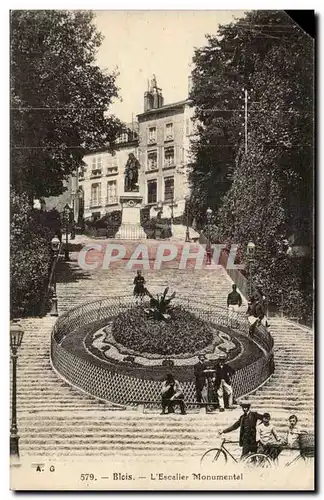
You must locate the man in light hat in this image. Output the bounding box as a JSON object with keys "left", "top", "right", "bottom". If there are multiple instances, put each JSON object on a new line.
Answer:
{"left": 219, "top": 401, "right": 264, "bottom": 458}
{"left": 214, "top": 355, "right": 235, "bottom": 412}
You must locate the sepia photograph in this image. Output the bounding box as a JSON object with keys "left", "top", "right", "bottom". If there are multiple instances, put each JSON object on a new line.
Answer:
{"left": 9, "top": 9, "right": 315, "bottom": 491}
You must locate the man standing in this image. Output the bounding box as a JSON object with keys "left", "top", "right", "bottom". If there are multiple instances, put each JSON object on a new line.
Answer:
{"left": 219, "top": 402, "right": 264, "bottom": 458}
{"left": 227, "top": 284, "right": 242, "bottom": 327}
{"left": 215, "top": 355, "right": 235, "bottom": 412}
{"left": 194, "top": 354, "right": 207, "bottom": 403}
{"left": 133, "top": 270, "right": 146, "bottom": 303}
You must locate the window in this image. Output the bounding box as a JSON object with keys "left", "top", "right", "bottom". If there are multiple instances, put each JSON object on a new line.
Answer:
{"left": 164, "top": 177, "right": 174, "bottom": 203}
{"left": 147, "top": 150, "right": 158, "bottom": 170}
{"left": 165, "top": 122, "right": 173, "bottom": 141}
{"left": 147, "top": 180, "right": 157, "bottom": 204}
{"left": 148, "top": 127, "right": 157, "bottom": 144}
{"left": 79, "top": 166, "right": 86, "bottom": 180}
{"left": 107, "top": 166, "right": 118, "bottom": 175}
{"left": 117, "top": 132, "right": 128, "bottom": 143}
{"left": 91, "top": 156, "right": 102, "bottom": 177}
{"left": 164, "top": 147, "right": 174, "bottom": 167}
{"left": 107, "top": 180, "right": 117, "bottom": 204}
{"left": 186, "top": 118, "right": 196, "bottom": 136}
{"left": 91, "top": 183, "right": 101, "bottom": 207}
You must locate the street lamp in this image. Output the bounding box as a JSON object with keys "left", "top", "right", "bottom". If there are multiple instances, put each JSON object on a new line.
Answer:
{"left": 185, "top": 195, "right": 190, "bottom": 242}
{"left": 206, "top": 207, "right": 213, "bottom": 265}
{"left": 49, "top": 236, "right": 60, "bottom": 316}
{"left": 170, "top": 188, "right": 174, "bottom": 224}
{"left": 10, "top": 320, "right": 24, "bottom": 461}
{"left": 246, "top": 241, "right": 256, "bottom": 297}
{"left": 63, "top": 204, "right": 72, "bottom": 261}
{"left": 71, "top": 191, "right": 76, "bottom": 240}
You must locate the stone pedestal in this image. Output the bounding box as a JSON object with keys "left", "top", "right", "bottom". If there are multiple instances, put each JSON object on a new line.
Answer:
{"left": 115, "top": 194, "right": 146, "bottom": 240}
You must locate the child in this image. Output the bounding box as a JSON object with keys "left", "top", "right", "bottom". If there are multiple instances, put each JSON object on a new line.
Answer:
{"left": 283, "top": 415, "right": 305, "bottom": 449}
{"left": 257, "top": 413, "right": 282, "bottom": 460}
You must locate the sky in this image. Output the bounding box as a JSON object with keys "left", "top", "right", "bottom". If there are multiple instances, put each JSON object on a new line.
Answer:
{"left": 93, "top": 10, "right": 247, "bottom": 122}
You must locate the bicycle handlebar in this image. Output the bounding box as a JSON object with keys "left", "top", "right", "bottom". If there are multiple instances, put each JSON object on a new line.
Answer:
{"left": 221, "top": 438, "right": 238, "bottom": 445}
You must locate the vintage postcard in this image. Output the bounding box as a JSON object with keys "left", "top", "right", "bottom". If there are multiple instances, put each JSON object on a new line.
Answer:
{"left": 10, "top": 9, "right": 315, "bottom": 491}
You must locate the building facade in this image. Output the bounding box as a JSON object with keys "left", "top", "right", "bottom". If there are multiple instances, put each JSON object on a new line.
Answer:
{"left": 74, "top": 76, "right": 195, "bottom": 223}
{"left": 137, "top": 77, "right": 194, "bottom": 220}
{"left": 78, "top": 125, "right": 139, "bottom": 220}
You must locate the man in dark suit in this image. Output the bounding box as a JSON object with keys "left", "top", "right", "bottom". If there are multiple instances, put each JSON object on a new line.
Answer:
{"left": 214, "top": 355, "right": 235, "bottom": 412}
{"left": 194, "top": 354, "right": 207, "bottom": 403}
{"left": 219, "top": 402, "right": 264, "bottom": 458}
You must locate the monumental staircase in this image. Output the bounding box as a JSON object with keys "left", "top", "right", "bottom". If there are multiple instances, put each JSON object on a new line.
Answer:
{"left": 13, "top": 237, "right": 314, "bottom": 462}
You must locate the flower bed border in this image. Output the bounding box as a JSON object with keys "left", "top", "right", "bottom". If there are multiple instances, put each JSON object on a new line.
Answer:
{"left": 51, "top": 295, "right": 274, "bottom": 404}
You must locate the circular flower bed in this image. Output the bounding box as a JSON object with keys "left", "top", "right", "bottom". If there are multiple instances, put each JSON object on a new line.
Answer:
{"left": 112, "top": 305, "right": 214, "bottom": 355}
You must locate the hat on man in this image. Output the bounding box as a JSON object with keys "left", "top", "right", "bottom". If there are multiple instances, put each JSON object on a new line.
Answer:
{"left": 198, "top": 353, "right": 207, "bottom": 360}
{"left": 240, "top": 401, "right": 251, "bottom": 408}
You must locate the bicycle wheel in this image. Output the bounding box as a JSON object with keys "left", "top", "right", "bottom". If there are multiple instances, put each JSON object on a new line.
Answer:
{"left": 200, "top": 448, "right": 227, "bottom": 467}
{"left": 243, "top": 453, "right": 273, "bottom": 469}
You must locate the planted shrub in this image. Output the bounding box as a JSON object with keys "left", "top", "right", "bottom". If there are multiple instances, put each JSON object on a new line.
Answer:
{"left": 112, "top": 305, "right": 214, "bottom": 355}
{"left": 10, "top": 192, "right": 52, "bottom": 318}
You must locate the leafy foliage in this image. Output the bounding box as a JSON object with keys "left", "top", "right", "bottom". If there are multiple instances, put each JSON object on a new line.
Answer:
{"left": 190, "top": 11, "right": 313, "bottom": 318}
{"left": 10, "top": 10, "right": 125, "bottom": 199}
{"left": 113, "top": 306, "right": 215, "bottom": 355}
{"left": 10, "top": 192, "right": 53, "bottom": 317}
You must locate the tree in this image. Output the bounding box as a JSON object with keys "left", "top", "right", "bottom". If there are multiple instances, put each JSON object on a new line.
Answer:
{"left": 189, "top": 10, "right": 313, "bottom": 225}
{"left": 190, "top": 11, "right": 313, "bottom": 317}
{"left": 10, "top": 10, "right": 125, "bottom": 200}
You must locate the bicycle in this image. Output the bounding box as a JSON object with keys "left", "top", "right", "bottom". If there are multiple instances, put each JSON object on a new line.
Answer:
{"left": 201, "top": 439, "right": 272, "bottom": 469}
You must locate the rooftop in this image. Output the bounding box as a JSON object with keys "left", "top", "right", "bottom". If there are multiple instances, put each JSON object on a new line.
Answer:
{"left": 137, "top": 99, "right": 189, "bottom": 119}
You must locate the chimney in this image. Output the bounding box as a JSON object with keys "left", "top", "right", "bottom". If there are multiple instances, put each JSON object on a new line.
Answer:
{"left": 158, "top": 89, "right": 164, "bottom": 108}
{"left": 144, "top": 91, "right": 154, "bottom": 112}
{"left": 144, "top": 75, "right": 164, "bottom": 112}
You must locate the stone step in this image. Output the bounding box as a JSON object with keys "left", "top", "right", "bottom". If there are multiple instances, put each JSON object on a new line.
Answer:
{"left": 14, "top": 238, "right": 314, "bottom": 459}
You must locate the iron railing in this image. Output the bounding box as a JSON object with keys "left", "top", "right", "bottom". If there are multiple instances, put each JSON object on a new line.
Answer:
{"left": 51, "top": 295, "right": 274, "bottom": 405}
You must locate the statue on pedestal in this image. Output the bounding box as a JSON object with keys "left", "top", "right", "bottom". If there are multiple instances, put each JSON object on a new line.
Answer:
{"left": 124, "top": 153, "right": 140, "bottom": 192}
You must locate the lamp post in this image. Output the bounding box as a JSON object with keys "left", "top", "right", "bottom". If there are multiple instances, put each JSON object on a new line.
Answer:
{"left": 71, "top": 191, "right": 76, "bottom": 240}
{"left": 170, "top": 189, "right": 174, "bottom": 224}
{"left": 206, "top": 207, "right": 213, "bottom": 265}
{"left": 49, "top": 236, "right": 60, "bottom": 316}
{"left": 10, "top": 320, "right": 24, "bottom": 461}
{"left": 246, "top": 241, "right": 256, "bottom": 297}
{"left": 63, "top": 204, "right": 71, "bottom": 261}
{"left": 185, "top": 195, "right": 190, "bottom": 242}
